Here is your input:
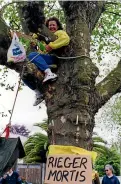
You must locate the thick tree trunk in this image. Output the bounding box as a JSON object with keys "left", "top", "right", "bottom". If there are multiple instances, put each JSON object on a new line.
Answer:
{"left": 0, "top": 17, "right": 11, "bottom": 64}
{"left": 47, "top": 2, "right": 101, "bottom": 150}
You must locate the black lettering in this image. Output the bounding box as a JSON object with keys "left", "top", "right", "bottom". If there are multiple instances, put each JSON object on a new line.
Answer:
{"left": 47, "top": 170, "right": 57, "bottom": 181}
{"left": 56, "top": 171, "right": 62, "bottom": 181}
{"left": 54, "top": 157, "right": 58, "bottom": 167}
{"left": 80, "top": 157, "right": 87, "bottom": 169}
{"left": 48, "top": 157, "right": 54, "bottom": 168}
{"left": 73, "top": 157, "right": 81, "bottom": 168}
{"left": 57, "top": 157, "right": 63, "bottom": 168}
{"left": 75, "top": 171, "right": 79, "bottom": 181}
{"left": 70, "top": 170, "right": 76, "bottom": 181}
{"left": 64, "top": 157, "right": 72, "bottom": 168}
{"left": 62, "top": 170, "right": 69, "bottom": 182}
{"left": 79, "top": 171, "right": 86, "bottom": 182}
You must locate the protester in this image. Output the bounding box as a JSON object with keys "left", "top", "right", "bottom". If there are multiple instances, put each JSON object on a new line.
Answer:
{"left": 10, "top": 17, "right": 70, "bottom": 106}
{"left": 1, "top": 168, "right": 21, "bottom": 184}
{"left": 102, "top": 164, "right": 120, "bottom": 184}
{"left": 27, "top": 16, "right": 70, "bottom": 105}
{"left": 28, "top": 17, "right": 70, "bottom": 83}
{"left": 92, "top": 169, "right": 100, "bottom": 184}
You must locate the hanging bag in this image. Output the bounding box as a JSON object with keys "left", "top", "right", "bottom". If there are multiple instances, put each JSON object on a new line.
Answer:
{"left": 7, "top": 32, "right": 26, "bottom": 63}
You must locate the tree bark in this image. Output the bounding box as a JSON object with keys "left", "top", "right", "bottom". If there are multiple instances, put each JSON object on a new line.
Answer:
{"left": 47, "top": 1, "right": 104, "bottom": 150}
{"left": 96, "top": 59, "right": 121, "bottom": 108}
{"left": 0, "top": 17, "right": 11, "bottom": 65}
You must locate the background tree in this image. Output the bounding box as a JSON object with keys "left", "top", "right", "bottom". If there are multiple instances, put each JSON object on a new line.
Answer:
{"left": 93, "top": 134, "right": 108, "bottom": 155}
{"left": 1, "top": 1, "right": 121, "bottom": 150}
{"left": 24, "top": 120, "right": 48, "bottom": 163}
{"left": 10, "top": 124, "right": 30, "bottom": 137}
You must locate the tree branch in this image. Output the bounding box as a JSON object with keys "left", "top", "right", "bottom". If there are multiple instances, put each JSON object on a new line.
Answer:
{"left": 96, "top": 60, "right": 121, "bottom": 108}
{"left": 59, "top": 1, "right": 106, "bottom": 32}
{"left": 105, "top": 2, "right": 119, "bottom": 6}
{"left": 0, "top": 1, "right": 27, "bottom": 16}
{"left": 105, "top": 11, "right": 121, "bottom": 16}
{"left": 86, "top": 1, "right": 106, "bottom": 32}
{"left": 21, "top": 1, "right": 56, "bottom": 42}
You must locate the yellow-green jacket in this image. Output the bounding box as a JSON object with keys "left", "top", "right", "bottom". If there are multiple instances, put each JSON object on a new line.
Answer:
{"left": 48, "top": 30, "right": 70, "bottom": 49}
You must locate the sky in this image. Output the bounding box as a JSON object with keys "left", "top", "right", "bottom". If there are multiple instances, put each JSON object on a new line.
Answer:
{"left": 0, "top": 67, "right": 47, "bottom": 136}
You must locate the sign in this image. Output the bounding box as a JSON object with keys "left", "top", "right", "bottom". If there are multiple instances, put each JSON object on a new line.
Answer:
{"left": 45, "top": 155, "right": 92, "bottom": 184}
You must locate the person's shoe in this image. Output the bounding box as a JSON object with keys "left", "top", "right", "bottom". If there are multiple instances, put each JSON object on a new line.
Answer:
{"left": 33, "top": 94, "right": 44, "bottom": 106}
{"left": 43, "top": 73, "right": 57, "bottom": 83}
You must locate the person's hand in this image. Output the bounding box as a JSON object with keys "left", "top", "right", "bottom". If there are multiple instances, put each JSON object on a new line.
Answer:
{"left": 10, "top": 31, "right": 20, "bottom": 38}
{"left": 45, "top": 45, "right": 52, "bottom": 52}
{"left": 10, "top": 31, "right": 14, "bottom": 38}
{"left": 30, "top": 41, "right": 37, "bottom": 47}
{"left": 3, "top": 174, "right": 7, "bottom": 179}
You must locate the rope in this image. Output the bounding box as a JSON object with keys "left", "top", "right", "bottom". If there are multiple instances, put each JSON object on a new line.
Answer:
{"left": 8, "top": 53, "right": 40, "bottom": 125}
{"left": 9, "top": 63, "right": 25, "bottom": 124}
{"left": 29, "top": 52, "right": 91, "bottom": 61}
{"left": 55, "top": 54, "right": 91, "bottom": 60}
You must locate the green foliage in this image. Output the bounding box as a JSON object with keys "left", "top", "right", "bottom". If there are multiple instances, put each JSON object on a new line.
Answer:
{"left": 92, "top": 134, "right": 120, "bottom": 177}
{"left": 93, "top": 136, "right": 107, "bottom": 144}
{"left": 91, "top": 2, "right": 121, "bottom": 61}
{"left": 100, "top": 94, "right": 121, "bottom": 139}
{"left": 24, "top": 120, "right": 48, "bottom": 163}
{"left": 44, "top": 1, "right": 65, "bottom": 27}
{"left": 1, "top": 1, "right": 64, "bottom": 31}
{"left": 111, "top": 96, "right": 121, "bottom": 124}
{"left": 34, "top": 119, "right": 48, "bottom": 132}
{"left": 3, "top": 3, "right": 22, "bottom": 30}
{"left": 95, "top": 147, "right": 120, "bottom": 176}
{"left": 92, "top": 134, "right": 109, "bottom": 155}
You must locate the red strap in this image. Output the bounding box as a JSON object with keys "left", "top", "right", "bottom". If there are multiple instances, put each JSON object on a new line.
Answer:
{"left": 0, "top": 123, "right": 11, "bottom": 139}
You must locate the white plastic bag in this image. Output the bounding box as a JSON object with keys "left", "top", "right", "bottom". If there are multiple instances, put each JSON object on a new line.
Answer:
{"left": 7, "top": 33, "right": 26, "bottom": 63}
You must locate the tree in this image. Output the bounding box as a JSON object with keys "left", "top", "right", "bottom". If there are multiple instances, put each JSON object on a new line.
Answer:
{"left": 93, "top": 135, "right": 109, "bottom": 155}
{"left": 10, "top": 124, "right": 30, "bottom": 137}
{"left": 24, "top": 120, "right": 48, "bottom": 163}
{"left": 1, "top": 1, "right": 121, "bottom": 150}
{"left": 24, "top": 120, "right": 109, "bottom": 163}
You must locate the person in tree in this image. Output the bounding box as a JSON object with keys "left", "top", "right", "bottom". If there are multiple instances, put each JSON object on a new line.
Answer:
{"left": 26, "top": 17, "right": 70, "bottom": 105}
{"left": 10, "top": 17, "right": 70, "bottom": 106}
{"left": 28, "top": 17, "right": 70, "bottom": 82}
{"left": 1, "top": 168, "right": 21, "bottom": 184}
{"left": 102, "top": 164, "right": 120, "bottom": 184}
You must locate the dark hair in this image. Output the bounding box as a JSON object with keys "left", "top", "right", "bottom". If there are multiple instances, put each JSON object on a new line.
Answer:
{"left": 46, "top": 17, "right": 63, "bottom": 30}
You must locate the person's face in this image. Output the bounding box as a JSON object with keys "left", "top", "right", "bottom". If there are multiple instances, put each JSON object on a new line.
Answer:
{"left": 8, "top": 168, "right": 13, "bottom": 173}
{"left": 48, "top": 20, "right": 58, "bottom": 33}
{"left": 105, "top": 168, "right": 112, "bottom": 176}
